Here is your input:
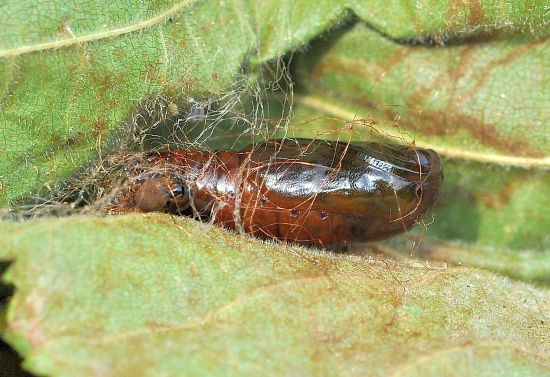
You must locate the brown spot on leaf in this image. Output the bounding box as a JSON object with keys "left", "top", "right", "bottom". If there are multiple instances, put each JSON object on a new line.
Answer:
{"left": 8, "top": 289, "right": 46, "bottom": 347}
{"left": 468, "top": 0, "right": 484, "bottom": 26}
{"left": 94, "top": 118, "right": 106, "bottom": 139}
{"left": 48, "top": 132, "right": 85, "bottom": 154}
{"left": 87, "top": 68, "right": 122, "bottom": 101}
{"left": 409, "top": 109, "right": 535, "bottom": 156}
{"left": 311, "top": 45, "right": 424, "bottom": 90}
{"left": 449, "top": 45, "right": 477, "bottom": 82}
{"left": 447, "top": 0, "right": 484, "bottom": 29}
{"left": 145, "top": 63, "right": 160, "bottom": 82}
{"left": 145, "top": 321, "right": 170, "bottom": 330}
{"left": 477, "top": 182, "right": 515, "bottom": 210}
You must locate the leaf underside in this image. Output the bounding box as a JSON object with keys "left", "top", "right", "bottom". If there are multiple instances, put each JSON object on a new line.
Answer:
{"left": 1, "top": 215, "right": 549, "bottom": 376}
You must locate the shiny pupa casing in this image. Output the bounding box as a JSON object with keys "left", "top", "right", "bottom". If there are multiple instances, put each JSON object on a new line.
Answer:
{"left": 128, "top": 138, "right": 443, "bottom": 247}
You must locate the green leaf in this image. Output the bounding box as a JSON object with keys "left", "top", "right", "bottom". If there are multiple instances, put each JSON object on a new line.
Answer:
{"left": 2, "top": 1, "right": 550, "bottom": 375}
{"left": 1, "top": 215, "right": 549, "bottom": 376}
{"left": 2, "top": 0, "right": 246, "bottom": 204}
{"left": 293, "top": 22, "right": 550, "bottom": 162}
